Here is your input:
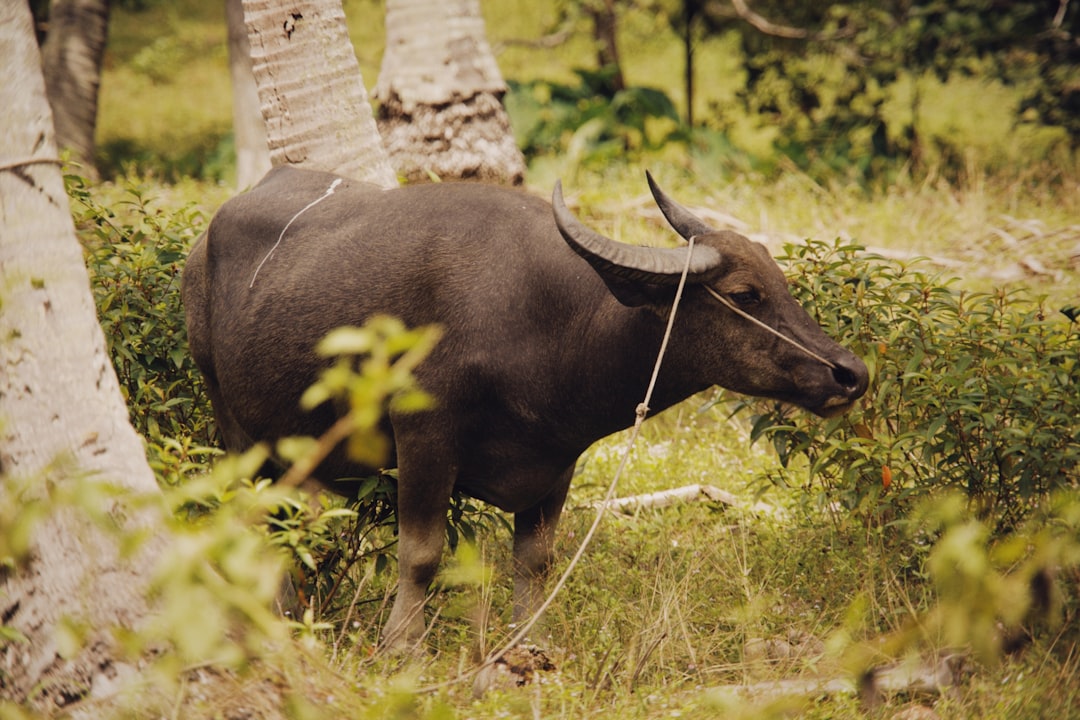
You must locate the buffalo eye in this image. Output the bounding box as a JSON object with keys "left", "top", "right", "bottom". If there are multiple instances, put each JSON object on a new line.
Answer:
{"left": 728, "top": 289, "right": 761, "bottom": 307}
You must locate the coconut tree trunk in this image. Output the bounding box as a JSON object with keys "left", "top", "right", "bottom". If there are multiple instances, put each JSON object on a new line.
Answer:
{"left": 585, "top": 0, "right": 625, "bottom": 92}
{"left": 0, "top": 2, "right": 163, "bottom": 711}
{"left": 39, "top": 0, "right": 109, "bottom": 179}
{"left": 376, "top": 0, "right": 525, "bottom": 185}
{"left": 241, "top": 0, "right": 396, "bottom": 187}
{"left": 227, "top": 0, "right": 271, "bottom": 188}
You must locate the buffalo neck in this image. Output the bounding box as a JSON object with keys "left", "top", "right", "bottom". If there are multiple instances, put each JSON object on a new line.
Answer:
{"left": 550, "top": 290, "right": 709, "bottom": 451}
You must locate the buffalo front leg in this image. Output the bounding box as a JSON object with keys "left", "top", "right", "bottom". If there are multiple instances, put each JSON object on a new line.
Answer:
{"left": 511, "top": 466, "right": 573, "bottom": 637}
{"left": 381, "top": 445, "right": 457, "bottom": 651}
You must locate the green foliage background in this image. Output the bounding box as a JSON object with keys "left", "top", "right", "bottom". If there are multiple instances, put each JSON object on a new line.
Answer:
{"left": 95, "top": 0, "right": 1076, "bottom": 184}
{"left": 698, "top": 0, "right": 1078, "bottom": 179}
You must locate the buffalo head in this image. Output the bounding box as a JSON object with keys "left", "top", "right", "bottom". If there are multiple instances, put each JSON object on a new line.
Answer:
{"left": 551, "top": 172, "right": 868, "bottom": 419}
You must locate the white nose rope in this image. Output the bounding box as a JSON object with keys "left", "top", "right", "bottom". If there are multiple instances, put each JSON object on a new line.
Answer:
{"left": 701, "top": 284, "right": 839, "bottom": 370}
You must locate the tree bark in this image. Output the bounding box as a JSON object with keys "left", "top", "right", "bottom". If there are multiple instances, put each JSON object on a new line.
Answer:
{"left": 227, "top": 0, "right": 272, "bottom": 189}
{"left": 376, "top": 0, "right": 525, "bottom": 185}
{"left": 39, "top": 0, "right": 109, "bottom": 179}
{"left": 683, "top": 0, "right": 700, "bottom": 126}
{"left": 242, "top": 0, "right": 397, "bottom": 187}
{"left": 0, "top": 2, "right": 164, "bottom": 711}
{"left": 584, "top": 0, "right": 625, "bottom": 93}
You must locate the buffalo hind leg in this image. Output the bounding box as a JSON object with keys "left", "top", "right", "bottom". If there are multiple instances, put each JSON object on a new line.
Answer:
{"left": 381, "top": 442, "right": 457, "bottom": 651}
{"left": 511, "top": 466, "right": 573, "bottom": 638}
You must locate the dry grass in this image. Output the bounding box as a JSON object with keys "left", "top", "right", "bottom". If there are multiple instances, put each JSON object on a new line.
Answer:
{"left": 557, "top": 160, "right": 1080, "bottom": 307}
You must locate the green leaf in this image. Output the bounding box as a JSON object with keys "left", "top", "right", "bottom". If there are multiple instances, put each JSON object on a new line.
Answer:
{"left": 316, "top": 326, "right": 376, "bottom": 357}
{"left": 277, "top": 436, "right": 319, "bottom": 464}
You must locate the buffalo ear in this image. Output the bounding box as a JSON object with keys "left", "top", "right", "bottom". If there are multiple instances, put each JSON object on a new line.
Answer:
{"left": 597, "top": 275, "right": 670, "bottom": 308}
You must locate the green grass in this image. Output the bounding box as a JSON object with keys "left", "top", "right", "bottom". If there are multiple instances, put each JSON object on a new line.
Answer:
{"left": 98, "top": 0, "right": 230, "bottom": 180}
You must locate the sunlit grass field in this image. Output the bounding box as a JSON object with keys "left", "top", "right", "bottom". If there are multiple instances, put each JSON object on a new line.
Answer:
{"left": 85, "top": 1, "right": 1080, "bottom": 717}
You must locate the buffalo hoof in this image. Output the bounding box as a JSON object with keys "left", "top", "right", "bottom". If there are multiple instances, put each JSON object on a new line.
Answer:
{"left": 472, "top": 644, "right": 557, "bottom": 698}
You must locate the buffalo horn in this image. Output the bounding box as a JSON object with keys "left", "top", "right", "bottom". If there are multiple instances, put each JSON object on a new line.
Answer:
{"left": 645, "top": 170, "right": 715, "bottom": 241}
{"left": 552, "top": 180, "right": 722, "bottom": 285}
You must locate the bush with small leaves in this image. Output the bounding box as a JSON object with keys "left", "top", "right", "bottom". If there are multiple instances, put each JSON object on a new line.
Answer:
{"left": 740, "top": 239, "right": 1080, "bottom": 532}
{"left": 68, "top": 173, "right": 215, "bottom": 461}
{"left": 262, "top": 318, "right": 510, "bottom": 628}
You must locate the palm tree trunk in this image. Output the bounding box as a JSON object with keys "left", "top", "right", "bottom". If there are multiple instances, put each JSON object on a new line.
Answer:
{"left": 585, "top": 0, "right": 625, "bottom": 92}
{"left": 241, "top": 0, "right": 396, "bottom": 187}
{"left": 0, "top": 2, "right": 162, "bottom": 710}
{"left": 227, "top": 0, "right": 271, "bottom": 188}
{"left": 376, "top": 0, "right": 525, "bottom": 184}
{"left": 39, "top": 0, "right": 109, "bottom": 179}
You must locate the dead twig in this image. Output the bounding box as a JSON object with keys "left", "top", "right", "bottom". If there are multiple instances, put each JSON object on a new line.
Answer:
{"left": 707, "top": 0, "right": 856, "bottom": 41}
{"left": 492, "top": 30, "right": 571, "bottom": 53}
{"left": 728, "top": 0, "right": 809, "bottom": 39}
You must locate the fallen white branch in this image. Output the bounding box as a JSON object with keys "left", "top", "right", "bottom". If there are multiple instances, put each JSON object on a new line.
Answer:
{"left": 590, "top": 484, "right": 779, "bottom": 517}
{"left": 711, "top": 652, "right": 965, "bottom": 704}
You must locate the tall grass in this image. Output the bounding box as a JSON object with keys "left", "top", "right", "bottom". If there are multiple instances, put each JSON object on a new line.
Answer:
{"left": 564, "top": 161, "right": 1080, "bottom": 307}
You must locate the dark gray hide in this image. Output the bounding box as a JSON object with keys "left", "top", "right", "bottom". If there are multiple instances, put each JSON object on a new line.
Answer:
{"left": 182, "top": 165, "right": 868, "bottom": 647}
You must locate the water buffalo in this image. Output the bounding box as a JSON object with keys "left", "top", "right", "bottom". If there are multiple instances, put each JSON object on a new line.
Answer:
{"left": 182, "top": 165, "right": 868, "bottom": 647}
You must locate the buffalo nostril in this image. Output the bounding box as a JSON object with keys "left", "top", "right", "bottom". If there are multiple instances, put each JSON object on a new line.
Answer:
{"left": 831, "top": 362, "right": 865, "bottom": 394}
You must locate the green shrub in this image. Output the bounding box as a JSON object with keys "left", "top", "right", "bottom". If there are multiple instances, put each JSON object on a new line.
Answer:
{"left": 505, "top": 68, "right": 686, "bottom": 167}
{"left": 740, "top": 239, "right": 1080, "bottom": 531}
{"left": 68, "top": 173, "right": 216, "bottom": 459}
